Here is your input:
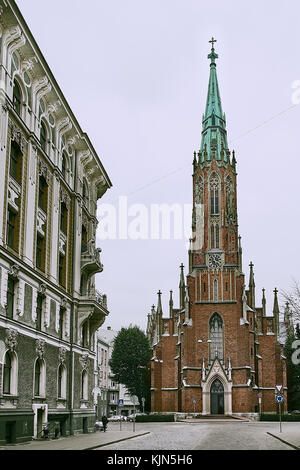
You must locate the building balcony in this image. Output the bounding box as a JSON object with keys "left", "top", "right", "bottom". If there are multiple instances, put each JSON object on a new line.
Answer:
{"left": 78, "top": 289, "right": 109, "bottom": 345}
{"left": 81, "top": 241, "right": 103, "bottom": 277}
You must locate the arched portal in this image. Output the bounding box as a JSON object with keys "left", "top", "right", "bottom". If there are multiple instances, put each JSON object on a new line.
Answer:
{"left": 210, "top": 379, "right": 224, "bottom": 415}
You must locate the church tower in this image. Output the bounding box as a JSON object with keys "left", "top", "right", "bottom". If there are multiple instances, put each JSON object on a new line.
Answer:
{"left": 147, "top": 39, "right": 287, "bottom": 417}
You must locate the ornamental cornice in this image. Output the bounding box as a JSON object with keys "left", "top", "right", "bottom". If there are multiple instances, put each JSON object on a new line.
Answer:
{"left": 57, "top": 116, "right": 72, "bottom": 136}
{"left": 4, "top": 25, "right": 26, "bottom": 53}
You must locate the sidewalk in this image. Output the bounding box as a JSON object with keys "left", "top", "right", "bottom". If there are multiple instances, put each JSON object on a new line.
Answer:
{"left": 0, "top": 423, "right": 150, "bottom": 451}
{"left": 266, "top": 424, "right": 300, "bottom": 450}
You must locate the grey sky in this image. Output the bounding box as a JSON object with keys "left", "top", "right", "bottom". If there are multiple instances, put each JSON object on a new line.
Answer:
{"left": 16, "top": 0, "right": 300, "bottom": 331}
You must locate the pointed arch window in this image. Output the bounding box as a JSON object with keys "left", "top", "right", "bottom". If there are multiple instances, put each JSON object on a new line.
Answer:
{"left": 209, "top": 313, "right": 223, "bottom": 360}
{"left": 210, "top": 175, "right": 220, "bottom": 215}
{"left": 210, "top": 224, "right": 220, "bottom": 249}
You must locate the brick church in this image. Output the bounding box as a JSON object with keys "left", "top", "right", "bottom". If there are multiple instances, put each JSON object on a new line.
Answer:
{"left": 146, "top": 39, "right": 288, "bottom": 417}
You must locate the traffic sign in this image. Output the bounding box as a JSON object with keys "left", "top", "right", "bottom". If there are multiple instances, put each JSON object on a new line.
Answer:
{"left": 192, "top": 398, "right": 196, "bottom": 404}
{"left": 118, "top": 399, "right": 124, "bottom": 406}
{"left": 276, "top": 395, "right": 284, "bottom": 403}
{"left": 275, "top": 385, "right": 283, "bottom": 393}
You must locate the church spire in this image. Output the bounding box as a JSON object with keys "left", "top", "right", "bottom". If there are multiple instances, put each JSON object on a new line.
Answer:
{"left": 200, "top": 38, "right": 229, "bottom": 162}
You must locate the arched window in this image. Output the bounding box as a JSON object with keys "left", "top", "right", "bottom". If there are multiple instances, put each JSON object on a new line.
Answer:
{"left": 9, "top": 141, "right": 22, "bottom": 184}
{"left": 209, "top": 313, "right": 223, "bottom": 360}
{"left": 3, "top": 351, "right": 18, "bottom": 396}
{"left": 81, "top": 370, "right": 88, "bottom": 400}
{"left": 40, "top": 122, "right": 47, "bottom": 153}
{"left": 210, "top": 174, "right": 220, "bottom": 215}
{"left": 82, "top": 321, "right": 88, "bottom": 348}
{"left": 38, "top": 175, "right": 48, "bottom": 213}
{"left": 82, "top": 180, "right": 89, "bottom": 206}
{"left": 13, "top": 80, "right": 22, "bottom": 115}
{"left": 81, "top": 225, "right": 88, "bottom": 253}
{"left": 62, "top": 153, "right": 66, "bottom": 179}
{"left": 34, "top": 359, "right": 46, "bottom": 397}
{"left": 3, "top": 352, "right": 12, "bottom": 394}
{"left": 58, "top": 364, "right": 66, "bottom": 399}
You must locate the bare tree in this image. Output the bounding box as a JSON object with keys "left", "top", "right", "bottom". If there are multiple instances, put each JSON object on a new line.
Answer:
{"left": 281, "top": 280, "right": 300, "bottom": 324}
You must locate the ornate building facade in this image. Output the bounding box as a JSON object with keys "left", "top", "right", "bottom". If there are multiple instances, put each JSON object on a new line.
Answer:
{"left": 96, "top": 327, "right": 139, "bottom": 418}
{"left": 0, "top": 0, "right": 112, "bottom": 444}
{"left": 147, "top": 40, "right": 287, "bottom": 417}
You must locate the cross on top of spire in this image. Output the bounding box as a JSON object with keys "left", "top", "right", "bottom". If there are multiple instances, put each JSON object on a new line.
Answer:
{"left": 208, "top": 37, "right": 218, "bottom": 65}
{"left": 209, "top": 37, "right": 217, "bottom": 49}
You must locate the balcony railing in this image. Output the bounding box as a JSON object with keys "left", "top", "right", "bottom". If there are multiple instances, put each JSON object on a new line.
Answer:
{"left": 81, "top": 240, "right": 103, "bottom": 277}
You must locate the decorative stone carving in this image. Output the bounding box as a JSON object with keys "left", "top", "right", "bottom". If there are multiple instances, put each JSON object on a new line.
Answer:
{"left": 48, "top": 100, "right": 61, "bottom": 114}
{"left": 5, "top": 328, "right": 18, "bottom": 351}
{"left": 36, "top": 339, "right": 45, "bottom": 358}
{"left": 60, "top": 188, "right": 71, "bottom": 208}
{"left": 39, "top": 159, "right": 51, "bottom": 184}
{"left": 8, "top": 264, "right": 20, "bottom": 280}
{"left": 22, "top": 56, "right": 38, "bottom": 73}
{"left": 79, "top": 354, "right": 90, "bottom": 370}
{"left": 60, "top": 297, "right": 67, "bottom": 310}
{"left": 8, "top": 118, "right": 27, "bottom": 150}
{"left": 59, "top": 347, "right": 67, "bottom": 364}
{"left": 38, "top": 283, "right": 47, "bottom": 298}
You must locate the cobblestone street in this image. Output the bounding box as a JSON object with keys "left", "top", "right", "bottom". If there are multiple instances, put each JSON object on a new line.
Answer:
{"left": 2, "top": 421, "right": 299, "bottom": 451}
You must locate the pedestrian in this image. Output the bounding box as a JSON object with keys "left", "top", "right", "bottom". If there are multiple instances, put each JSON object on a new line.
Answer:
{"left": 102, "top": 415, "right": 108, "bottom": 432}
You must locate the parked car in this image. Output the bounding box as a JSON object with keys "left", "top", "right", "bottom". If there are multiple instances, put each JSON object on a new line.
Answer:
{"left": 95, "top": 421, "right": 104, "bottom": 431}
{"left": 291, "top": 410, "right": 300, "bottom": 414}
{"left": 108, "top": 415, "right": 125, "bottom": 421}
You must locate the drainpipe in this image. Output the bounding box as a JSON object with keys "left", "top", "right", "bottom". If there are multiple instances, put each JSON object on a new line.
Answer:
{"left": 69, "top": 149, "right": 79, "bottom": 435}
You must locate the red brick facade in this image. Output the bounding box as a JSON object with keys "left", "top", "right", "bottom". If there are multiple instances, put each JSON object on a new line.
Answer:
{"left": 146, "top": 42, "right": 287, "bottom": 417}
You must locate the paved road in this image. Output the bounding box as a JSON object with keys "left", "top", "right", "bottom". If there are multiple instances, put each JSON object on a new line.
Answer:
{"left": 97, "top": 421, "right": 295, "bottom": 451}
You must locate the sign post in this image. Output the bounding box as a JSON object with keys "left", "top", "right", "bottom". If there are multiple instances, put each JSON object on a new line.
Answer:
{"left": 275, "top": 386, "right": 283, "bottom": 433}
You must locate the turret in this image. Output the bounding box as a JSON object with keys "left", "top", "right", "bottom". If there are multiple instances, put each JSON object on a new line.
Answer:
{"left": 179, "top": 264, "right": 185, "bottom": 309}
{"left": 169, "top": 290, "right": 174, "bottom": 318}
{"left": 248, "top": 262, "right": 255, "bottom": 309}
{"left": 262, "top": 288, "right": 266, "bottom": 316}
{"left": 273, "top": 288, "right": 280, "bottom": 340}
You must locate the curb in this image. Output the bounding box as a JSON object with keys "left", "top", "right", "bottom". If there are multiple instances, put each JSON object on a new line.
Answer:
{"left": 267, "top": 432, "right": 300, "bottom": 450}
{"left": 83, "top": 432, "right": 151, "bottom": 450}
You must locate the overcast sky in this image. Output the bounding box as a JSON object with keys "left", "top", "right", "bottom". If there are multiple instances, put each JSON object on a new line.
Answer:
{"left": 17, "top": 0, "right": 300, "bottom": 331}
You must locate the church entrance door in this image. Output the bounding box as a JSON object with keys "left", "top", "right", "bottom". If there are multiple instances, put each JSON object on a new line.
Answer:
{"left": 210, "top": 379, "right": 224, "bottom": 414}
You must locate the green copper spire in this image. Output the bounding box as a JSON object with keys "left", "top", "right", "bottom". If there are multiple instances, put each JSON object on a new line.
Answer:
{"left": 200, "top": 38, "right": 229, "bottom": 162}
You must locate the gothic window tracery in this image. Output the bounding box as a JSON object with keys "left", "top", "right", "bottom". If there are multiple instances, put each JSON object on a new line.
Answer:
{"left": 209, "top": 313, "right": 223, "bottom": 360}
{"left": 210, "top": 174, "right": 220, "bottom": 215}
